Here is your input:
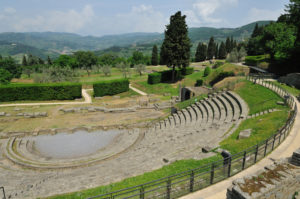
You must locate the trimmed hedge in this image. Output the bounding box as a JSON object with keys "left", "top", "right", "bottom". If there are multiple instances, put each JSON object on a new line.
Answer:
{"left": 204, "top": 67, "right": 212, "bottom": 77}
{"left": 0, "top": 83, "right": 82, "bottom": 102}
{"left": 148, "top": 72, "right": 162, "bottom": 85}
{"left": 245, "top": 55, "right": 268, "bottom": 66}
{"left": 181, "top": 67, "right": 194, "bottom": 75}
{"left": 195, "top": 79, "right": 203, "bottom": 87}
{"left": 93, "top": 79, "right": 129, "bottom": 97}
{"left": 147, "top": 67, "right": 193, "bottom": 85}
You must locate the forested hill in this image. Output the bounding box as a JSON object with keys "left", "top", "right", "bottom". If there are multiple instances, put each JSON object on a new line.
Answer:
{"left": 0, "top": 20, "right": 272, "bottom": 59}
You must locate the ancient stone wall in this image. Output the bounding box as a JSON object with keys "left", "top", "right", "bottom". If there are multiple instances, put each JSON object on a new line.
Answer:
{"left": 227, "top": 149, "right": 300, "bottom": 199}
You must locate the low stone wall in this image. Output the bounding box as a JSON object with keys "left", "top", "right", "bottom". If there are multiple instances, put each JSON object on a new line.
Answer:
{"left": 227, "top": 149, "right": 300, "bottom": 199}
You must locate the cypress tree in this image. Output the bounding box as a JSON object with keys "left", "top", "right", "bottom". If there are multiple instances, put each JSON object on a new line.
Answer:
{"left": 230, "top": 36, "right": 234, "bottom": 52}
{"left": 161, "top": 11, "right": 191, "bottom": 82}
{"left": 215, "top": 43, "right": 219, "bottom": 59}
{"left": 38, "top": 58, "right": 44, "bottom": 65}
{"left": 251, "top": 23, "right": 259, "bottom": 38}
{"left": 207, "top": 37, "right": 215, "bottom": 60}
{"left": 47, "top": 56, "right": 52, "bottom": 65}
{"left": 151, "top": 45, "right": 159, "bottom": 65}
{"left": 22, "top": 55, "right": 27, "bottom": 66}
{"left": 218, "top": 42, "right": 227, "bottom": 59}
{"left": 225, "top": 37, "right": 231, "bottom": 54}
{"left": 0, "top": 54, "right": 2, "bottom": 60}
{"left": 195, "top": 42, "right": 207, "bottom": 62}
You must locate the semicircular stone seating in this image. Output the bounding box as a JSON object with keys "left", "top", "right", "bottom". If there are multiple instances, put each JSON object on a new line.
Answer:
{"left": 3, "top": 91, "right": 248, "bottom": 171}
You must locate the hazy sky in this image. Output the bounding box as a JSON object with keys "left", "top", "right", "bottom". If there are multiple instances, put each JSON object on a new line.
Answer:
{"left": 0, "top": 0, "right": 289, "bottom": 36}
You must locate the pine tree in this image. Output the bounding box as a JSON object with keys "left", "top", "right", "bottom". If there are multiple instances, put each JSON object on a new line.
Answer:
{"left": 161, "top": 11, "right": 191, "bottom": 82}
{"left": 22, "top": 55, "right": 27, "bottom": 66}
{"left": 151, "top": 45, "right": 159, "bottom": 65}
{"left": 195, "top": 42, "right": 207, "bottom": 62}
{"left": 218, "top": 42, "right": 227, "bottom": 59}
{"left": 47, "top": 56, "right": 52, "bottom": 65}
{"left": 207, "top": 37, "right": 215, "bottom": 60}
{"left": 225, "top": 37, "right": 231, "bottom": 54}
{"left": 251, "top": 23, "right": 259, "bottom": 38}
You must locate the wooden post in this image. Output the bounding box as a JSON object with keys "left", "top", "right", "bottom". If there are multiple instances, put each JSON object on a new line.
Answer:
{"left": 210, "top": 164, "right": 215, "bottom": 185}
{"left": 242, "top": 151, "right": 247, "bottom": 170}
{"left": 190, "top": 170, "right": 194, "bottom": 192}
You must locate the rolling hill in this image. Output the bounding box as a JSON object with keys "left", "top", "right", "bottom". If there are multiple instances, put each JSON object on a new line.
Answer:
{"left": 0, "top": 20, "right": 272, "bottom": 59}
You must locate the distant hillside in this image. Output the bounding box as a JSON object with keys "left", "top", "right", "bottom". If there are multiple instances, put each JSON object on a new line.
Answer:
{"left": 0, "top": 21, "right": 272, "bottom": 59}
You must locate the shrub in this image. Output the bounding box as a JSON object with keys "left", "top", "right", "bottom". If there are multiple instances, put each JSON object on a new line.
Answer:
{"left": 195, "top": 79, "right": 203, "bottom": 87}
{"left": 181, "top": 67, "right": 194, "bottom": 75}
{"left": 258, "top": 62, "right": 270, "bottom": 70}
{"left": 0, "top": 68, "right": 12, "bottom": 85}
{"left": 209, "top": 71, "right": 235, "bottom": 86}
{"left": 204, "top": 67, "right": 212, "bottom": 77}
{"left": 213, "top": 61, "right": 224, "bottom": 69}
{"left": 148, "top": 72, "right": 162, "bottom": 84}
{"left": 0, "top": 83, "right": 82, "bottom": 102}
{"left": 93, "top": 79, "right": 129, "bottom": 97}
{"left": 245, "top": 55, "right": 268, "bottom": 66}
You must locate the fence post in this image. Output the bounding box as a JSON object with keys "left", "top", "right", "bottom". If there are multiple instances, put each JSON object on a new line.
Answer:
{"left": 264, "top": 139, "right": 268, "bottom": 157}
{"left": 242, "top": 151, "right": 247, "bottom": 170}
{"left": 210, "top": 163, "right": 215, "bottom": 185}
{"left": 227, "top": 157, "right": 232, "bottom": 177}
{"left": 140, "top": 186, "right": 144, "bottom": 199}
{"left": 190, "top": 170, "right": 194, "bottom": 193}
{"left": 166, "top": 178, "right": 171, "bottom": 199}
{"left": 272, "top": 134, "right": 276, "bottom": 151}
{"left": 254, "top": 145, "right": 259, "bottom": 163}
{"left": 279, "top": 131, "right": 282, "bottom": 144}
{"left": 0, "top": 187, "right": 5, "bottom": 199}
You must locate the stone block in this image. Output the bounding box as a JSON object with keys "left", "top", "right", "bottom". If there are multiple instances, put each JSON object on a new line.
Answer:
{"left": 202, "top": 146, "right": 213, "bottom": 153}
{"left": 239, "top": 129, "right": 252, "bottom": 139}
{"left": 0, "top": 112, "right": 5, "bottom": 116}
{"left": 277, "top": 101, "right": 285, "bottom": 105}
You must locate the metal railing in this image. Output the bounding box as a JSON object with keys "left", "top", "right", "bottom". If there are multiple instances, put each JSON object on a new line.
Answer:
{"left": 88, "top": 74, "right": 297, "bottom": 199}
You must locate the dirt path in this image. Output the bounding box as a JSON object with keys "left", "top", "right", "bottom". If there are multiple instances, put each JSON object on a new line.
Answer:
{"left": 129, "top": 84, "right": 147, "bottom": 96}
{"left": 180, "top": 99, "right": 300, "bottom": 199}
{"left": 0, "top": 89, "right": 92, "bottom": 107}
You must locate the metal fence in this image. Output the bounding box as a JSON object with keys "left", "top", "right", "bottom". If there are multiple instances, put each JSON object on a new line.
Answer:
{"left": 88, "top": 74, "right": 297, "bottom": 199}
{"left": 0, "top": 187, "right": 6, "bottom": 199}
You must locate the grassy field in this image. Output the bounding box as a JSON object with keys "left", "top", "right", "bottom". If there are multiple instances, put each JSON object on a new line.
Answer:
{"left": 234, "top": 80, "right": 286, "bottom": 115}
{"left": 220, "top": 109, "right": 290, "bottom": 154}
{"left": 47, "top": 155, "right": 222, "bottom": 199}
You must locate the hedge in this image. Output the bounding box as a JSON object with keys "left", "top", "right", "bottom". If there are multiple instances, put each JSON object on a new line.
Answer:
{"left": 204, "top": 67, "right": 212, "bottom": 77}
{"left": 181, "top": 67, "right": 194, "bottom": 75}
{"left": 209, "top": 71, "right": 235, "bottom": 86}
{"left": 245, "top": 55, "right": 268, "bottom": 66}
{"left": 147, "top": 67, "right": 192, "bottom": 85}
{"left": 0, "top": 83, "right": 82, "bottom": 102}
{"left": 195, "top": 79, "right": 203, "bottom": 87}
{"left": 148, "top": 72, "right": 162, "bottom": 85}
{"left": 93, "top": 79, "right": 129, "bottom": 97}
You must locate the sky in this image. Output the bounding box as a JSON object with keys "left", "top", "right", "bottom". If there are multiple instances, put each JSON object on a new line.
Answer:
{"left": 0, "top": 0, "right": 290, "bottom": 36}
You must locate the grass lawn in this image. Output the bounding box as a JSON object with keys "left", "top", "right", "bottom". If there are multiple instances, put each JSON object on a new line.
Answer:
{"left": 220, "top": 109, "right": 289, "bottom": 154}
{"left": 234, "top": 80, "right": 286, "bottom": 115}
{"left": 46, "top": 155, "right": 221, "bottom": 199}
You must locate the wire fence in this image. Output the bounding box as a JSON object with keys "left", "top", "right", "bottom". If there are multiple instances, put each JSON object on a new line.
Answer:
{"left": 87, "top": 74, "right": 297, "bottom": 199}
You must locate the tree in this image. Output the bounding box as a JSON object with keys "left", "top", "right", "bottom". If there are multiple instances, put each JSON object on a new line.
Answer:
{"left": 195, "top": 42, "right": 207, "bottom": 62}
{"left": 131, "top": 51, "right": 144, "bottom": 66}
{"left": 214, "top": 43, "right": 219, "bottom": 59}
{"left": 101, "top": 65, "right": 112, "bottom": 76}
{"left": 225, "top": 37, "right": 231, "bottom": 54}
{"left": 38, "top": 58, "right": 44, "bottom": 65}
{"left": 226, "top": 47, "right": 247, "bottom": 63}
{"left": 135, "top": 64, "right": 146, "bottom": 76}
{"left": 27, "top": 54, "right": 37, "bottom": 66}
{"left": 207, "top": 37, "right": 215, "bottom": 60}
{"left": 261, "top": 22, "right": 296, "bottom": 59}
{"left": 0, "top": 54, "right": 2, "bottom": 60}
{"left": 161, "top": 11, "right": 191, "bottom": 82}
{"left": 218, "top": 42, "right": 227, "bottom": 59}
{"left": 22, "top": 55, "right": 28, "bottom": 66}
{"left": 74, "top": 51, "right": 97, "bottom": 76}
{"left": 117, "top": 62, "right": 131, "bottom": 78}
{"left": 0, "top": 57, "right": 21, "bottom": 78}
{"left": 0, "top": 68, "right": 12, "bottom": 84}
{"left": 22, "top": 65, "right": 34, "bottom": 78}
{"left": 237, "top": 47, "right": 247, "bottom": 62}
{"left": 47, "top": 56, "right": 52, "bottom": 65}
{"left": 33, "top": 66, "right": 78, "bottom": 83}
{"left": 151, "top": 45, "right": 159, "bottom": 65}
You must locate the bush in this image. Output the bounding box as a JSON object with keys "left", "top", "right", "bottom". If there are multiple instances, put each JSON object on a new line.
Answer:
{"left": 195, "top": 79, "right": 203, "bottom": 87}
{"left": 93, "top": 79, "right": 129, "bottom": 97}
{"left": 204, "top": 67, "right": 212, "bottom": 77}
{"left": 0, "top": 83, "right": 82, "bottom": 102}
{"left": 148, "top": 72, "right": 162, "bottom": 84}
{"left": 0, "top": 68, "right": 12, "bottom": 85}
{"left": 209, "top": 71, "right": 235, "bottom": 86}
{"left": 213, "top": 61, "right": 224, "bottom": 69}
{"left": 245, "top": 55, "right": 268, "bottom": 66}
{"left": 181, "top": 67, "right": 194, "bottom": 75}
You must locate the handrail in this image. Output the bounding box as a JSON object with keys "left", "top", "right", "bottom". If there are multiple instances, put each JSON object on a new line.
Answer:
{"left": 88, "top": 74, "right": 297, "bottom": 199}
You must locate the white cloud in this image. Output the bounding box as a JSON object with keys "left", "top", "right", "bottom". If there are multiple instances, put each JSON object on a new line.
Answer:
{"left": 248, "top": 8, "right": 284, "bottom": 22}
{"left": 185, "top": 0, "right": 238, "bottom": 27}
{"left": 0, "top": 5, "right": 95, "bottom": 33}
